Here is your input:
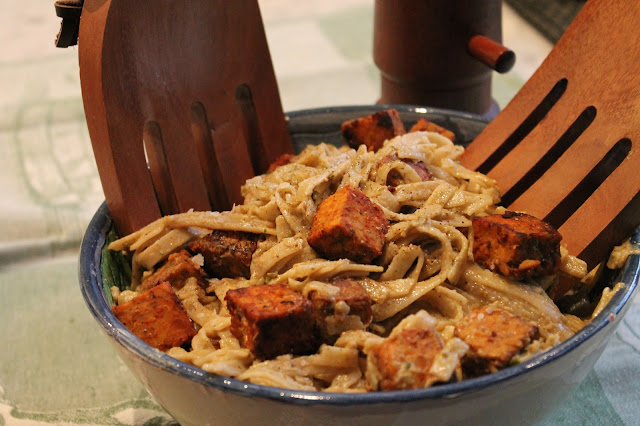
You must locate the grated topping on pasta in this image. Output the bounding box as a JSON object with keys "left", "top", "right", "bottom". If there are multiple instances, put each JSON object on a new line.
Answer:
{"left": 108, "top": 130, "right": 589, "bottom": 392}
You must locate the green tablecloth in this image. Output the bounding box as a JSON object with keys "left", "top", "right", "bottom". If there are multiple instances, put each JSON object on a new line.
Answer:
{"left": 1, "top": 1, "right": 638, "bottom": 425}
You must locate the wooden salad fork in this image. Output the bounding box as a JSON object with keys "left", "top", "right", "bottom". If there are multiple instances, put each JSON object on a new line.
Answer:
{"left": 79, "top": 0, "right": 639, "bottom": 269}
{"left": 79, "top": 0, "right": 292, "bottom": 236}
{"left": 461, "top": 0, "right": 640, "bottom": 269}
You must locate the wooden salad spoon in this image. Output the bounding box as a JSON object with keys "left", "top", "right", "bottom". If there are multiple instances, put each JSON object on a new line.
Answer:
{"left": 78, "top": 0, "right": 292, "bottom": 236}
{"left": 460, "top": 0, "right": 640, "bottom": 269}
{"left": 78, "top": 0, "right": 639, "bottom": 269}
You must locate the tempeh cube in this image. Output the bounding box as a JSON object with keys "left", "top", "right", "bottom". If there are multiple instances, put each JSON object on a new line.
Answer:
{"left": 139, "top": 249, "right": 206, "bottom": 291}
{"left": 341, "top": 108, "right": 406, "bottom": 152}
{"left": 409, "top": 118, "right": 456, "bottom": 141}
{"left": 113, "top": 282, "right": 196, "bottom": 351}
{"left": 225, "top": 284, "right": 320, "bottom": 360}
{"left": 472, "top": 211, "right": 562, "bottom": 279}
{"left": 454, "top": 306, "right": 539, "bottom": 377}
{"left": 267, "top": 153, "right": 295, "bottom": 172}
{"left": 309, "top": 278, "right": 373, "bottom": 338}
{"left": 188, "top": 230, "right": 261, "bottom": 279}
{"left": 308, "top": 185, "right": 389, "bottom": 264}
{"left": 370, "top": 327, "right": 445, "bottom": 391}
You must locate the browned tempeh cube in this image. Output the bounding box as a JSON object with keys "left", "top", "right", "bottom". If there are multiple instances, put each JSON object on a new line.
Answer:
{"left": 188, "top": 230, "right": 261, "bottom": 279}
{"left": 341, "top": 108, "right": 406, "bottom": 152}
{"left": 113, "top": 282, "right": 196, "bottom": 351}
{"left": 370, "top": 328, "right": 445, "bottom": 391}
{"left": 139, "top": 249, "right": 207, "bottom": 291}
{"left": 454, "top": 306, "right": 539, "bottom": 377}
{"left": 308, "top": 185, "right": 389, "bottom": 264}
{"left": 225, "top": 284, "right": 320, "bottom": 360}
{"left": 267, "top": 153, "right": 295, "bottom": 172}
{"left": 409, "top": 118, "right": 456, "bottom": 141}
{"left": 309, "top": 277, "right": 373, "bottom": 337}
{"left": 472, "top": 211, "right": 562, "bottom": 279}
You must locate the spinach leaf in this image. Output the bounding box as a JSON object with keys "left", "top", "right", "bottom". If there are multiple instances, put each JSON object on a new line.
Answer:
{"left": 100, "top": 227, "right": 132, "bottom": 306}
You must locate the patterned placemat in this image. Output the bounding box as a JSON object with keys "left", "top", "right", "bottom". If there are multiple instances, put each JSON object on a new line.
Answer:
{"left": 1, "top": 1, "right": 638, "bottom": 425}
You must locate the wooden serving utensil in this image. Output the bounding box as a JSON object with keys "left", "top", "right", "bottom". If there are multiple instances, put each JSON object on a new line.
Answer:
{"left": 461, "top": 0, "right": 640, "bottom": 269}
{"left": 79, "top": 0, "right": 639, "bottom": 270}
{"left": 79, "top": 0, "right": 292, "bottom": 236}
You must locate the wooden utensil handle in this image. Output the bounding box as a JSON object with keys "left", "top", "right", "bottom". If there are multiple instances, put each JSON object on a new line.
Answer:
{"left": 468, "top": 35, "right": 515, "bottom": 73}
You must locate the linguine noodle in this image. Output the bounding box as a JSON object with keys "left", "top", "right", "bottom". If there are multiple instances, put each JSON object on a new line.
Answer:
{"left": 109, "top": 131, "right": 591, "bottom": 392}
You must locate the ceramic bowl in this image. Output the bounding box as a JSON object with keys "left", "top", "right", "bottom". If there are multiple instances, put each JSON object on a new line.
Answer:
{"left": 79, "top": 105, "right": 640, "bottom": 425}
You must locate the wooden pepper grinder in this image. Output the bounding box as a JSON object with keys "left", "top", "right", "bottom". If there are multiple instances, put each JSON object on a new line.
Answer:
{"left": 374, "top": 0, "right": 514, "bottom": 116}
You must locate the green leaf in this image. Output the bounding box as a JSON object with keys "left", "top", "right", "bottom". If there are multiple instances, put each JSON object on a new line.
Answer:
{"left": 100, "top": 227, "right": 132, "bottom": 306}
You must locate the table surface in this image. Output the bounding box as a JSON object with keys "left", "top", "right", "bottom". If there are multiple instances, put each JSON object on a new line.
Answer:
{"left": 1, "top": 1, "right": 638, "bottom": 425}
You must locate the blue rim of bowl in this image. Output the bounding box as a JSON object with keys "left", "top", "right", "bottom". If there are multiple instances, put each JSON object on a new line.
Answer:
{"left": 79, "top": 105, "right": 640, "bottom": 406}
{"left": 284, "top": 103, "right": 489, "bottom": 122}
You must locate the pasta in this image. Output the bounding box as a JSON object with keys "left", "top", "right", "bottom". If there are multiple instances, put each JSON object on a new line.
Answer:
{"left": 108, "top": 130, "right": 595, "bottom": 392}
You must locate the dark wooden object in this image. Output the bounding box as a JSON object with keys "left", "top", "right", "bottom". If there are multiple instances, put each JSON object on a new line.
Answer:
{"left": 79, "top": 0, "right": 292, "bottom": 236}
{"left": 373, "top": 0, "right": 513, "bottom": 115}
{"left": 461, "top": 0, "right": 640, "bottom": 268}
{"left": 468, "top": 35, "right": 515, "bottom": 74}
{"left": 54, "top": 0, "right": 83, "bottom": 48}
{"left": 79, "top": 0, "right": 640, "bottom": 270}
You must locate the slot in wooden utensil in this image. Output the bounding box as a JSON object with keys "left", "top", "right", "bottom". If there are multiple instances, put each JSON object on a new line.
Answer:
{"left": 461, "top": 0, "right": 640, "bottom": 269}
{"left": 80, "top": 0, "right": 639, "bottom": 269}
{"left": 79, "top": 0, "right": 292, "bottom": 236}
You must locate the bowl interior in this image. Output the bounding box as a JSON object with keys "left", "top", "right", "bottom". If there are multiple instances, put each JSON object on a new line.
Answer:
{"left": 79, "top": 104, "right": 640, "bottom": 406}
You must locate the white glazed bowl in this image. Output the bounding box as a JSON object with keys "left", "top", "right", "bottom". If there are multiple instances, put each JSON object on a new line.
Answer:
{"left": 79, "top": 105, "right": 640, "bottom": 425}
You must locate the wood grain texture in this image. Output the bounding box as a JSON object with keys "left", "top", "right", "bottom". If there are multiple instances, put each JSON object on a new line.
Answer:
{"left": 461, "top": 0, "right": 640, "bottom": 267}
{"left": 373, "top": 0, "right": 504, "bottom": 114}
{"left": 79, "top": 0, "right": 292, "bottom": 235}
